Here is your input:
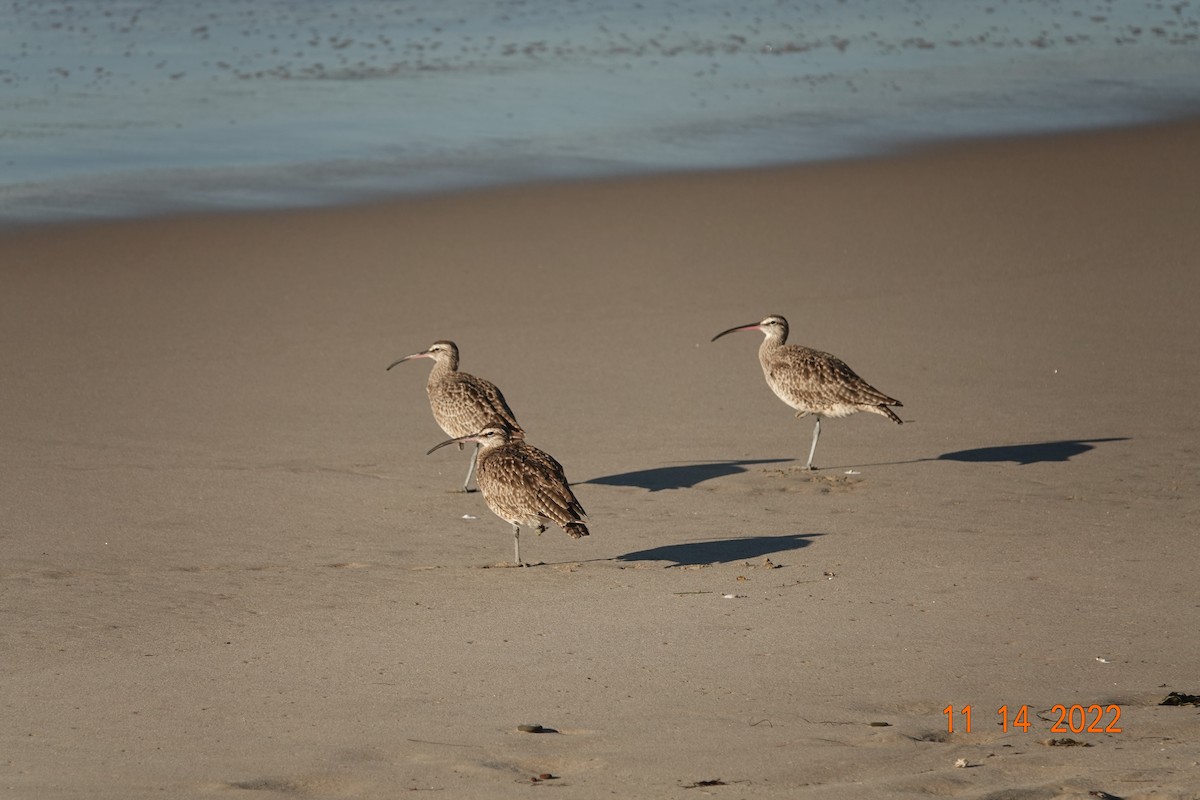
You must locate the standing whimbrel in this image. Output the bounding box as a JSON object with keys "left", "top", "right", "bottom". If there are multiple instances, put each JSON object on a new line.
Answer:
{"left": 712, "top": 314, "right": 902, "bottom": 470}
{"left": 427, "top": 422, "right": 588, "bottom": 566}
{"left": 387, "top": 340, "right": 523, "bottom": 492}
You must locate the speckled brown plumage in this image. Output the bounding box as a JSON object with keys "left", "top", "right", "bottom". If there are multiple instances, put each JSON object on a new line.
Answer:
{"left": 712, "top": 314, "right": 902, "bottom": 469}
{"left": 427, "top": 423, "right": 588, "bottom": 565}
{"left": 388, "top": 340, "right": 523, "bottom": 491}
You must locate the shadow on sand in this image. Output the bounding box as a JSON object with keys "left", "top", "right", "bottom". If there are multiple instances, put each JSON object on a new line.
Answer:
{"left": 584, "top": 459, "right": 792, "bottom": 491}
{"left": 616, "top": 533, "right": 822, "bottom": 567}
{"left": 936, "top": 437, "right": 1129, "bottom": 466}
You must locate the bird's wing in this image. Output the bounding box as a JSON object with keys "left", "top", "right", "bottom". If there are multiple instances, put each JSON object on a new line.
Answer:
{"left": 434, "top": 374, "right": 523, "bottom": 436}
{"left": 494, "top": 445, "right": 587, "bottom": 524}
{"left": 773, "top": 346, "right": 899, "bottom": 407}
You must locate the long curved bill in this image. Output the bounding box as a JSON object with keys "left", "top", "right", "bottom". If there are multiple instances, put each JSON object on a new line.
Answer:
{"left": 711, "top": 322, "right": 762, "bottom": 342}
{"left": 426, "top": 433, "right": 480, "bottom": 456}
{"left": 386, "top": 351, "right": 430, "bottom": 371}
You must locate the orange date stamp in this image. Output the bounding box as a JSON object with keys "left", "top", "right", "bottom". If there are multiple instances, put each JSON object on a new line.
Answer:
{"left": 943, "top": 704, "right": 1123, "bottom": 734}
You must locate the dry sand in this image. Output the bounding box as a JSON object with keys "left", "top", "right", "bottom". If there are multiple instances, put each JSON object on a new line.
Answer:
{"left": 2, "top": 121, "right": 1199, "bottom": 799}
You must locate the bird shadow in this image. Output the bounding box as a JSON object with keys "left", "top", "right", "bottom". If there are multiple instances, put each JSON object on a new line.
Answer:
{"left": 584, "top": 459, "right": 792, "bottom": 491}
{"left": 615, "top": 533, "right": 823, "bottom": 567}
{"left": 847, "top": 437, "right": 1131, "bottom": 470}
{"left": 934, "top": 437, "right": 1130, "bottom": 466}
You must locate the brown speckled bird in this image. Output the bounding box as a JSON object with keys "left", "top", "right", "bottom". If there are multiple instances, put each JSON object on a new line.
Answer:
{"left": 388, "top": 340, "right": 523, "bottom": 492}
{"left": 427, "top": 422, "right": 588, "bottom": 566}
{"left": 712, "top": 314, "right": 902, "bottom": 470}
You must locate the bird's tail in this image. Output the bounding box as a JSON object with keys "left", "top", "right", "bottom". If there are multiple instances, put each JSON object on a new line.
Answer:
{"left": 880, "top": 405, "right": 903, "bottom": 424}
{"left": 564, "top": 521, "right": 590, "bottom": 539}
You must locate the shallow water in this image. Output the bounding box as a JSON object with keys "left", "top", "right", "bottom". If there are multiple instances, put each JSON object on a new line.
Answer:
{"left": 2, "top": 0, "right": 1198, "bottom": 225}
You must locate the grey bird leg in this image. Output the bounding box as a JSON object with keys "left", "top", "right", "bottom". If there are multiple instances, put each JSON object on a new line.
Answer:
{"left": 461, "top": 443, "right": 480, "bottom": 493}
{"left": 806, "top": 417, "right": 822, "bottom": 470}
{"left": 511, "top": 523, "right": 523, "bottom": 566}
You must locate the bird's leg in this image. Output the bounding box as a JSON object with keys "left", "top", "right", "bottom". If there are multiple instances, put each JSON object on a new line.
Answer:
{"left": 805, "top": 417, "right": 822, "bottom": 471}
{"left": 461, "top": 443, "right": 480, "bottom": 493}
{"left": 511, "top": 523, "right": 524, "bottom": 566}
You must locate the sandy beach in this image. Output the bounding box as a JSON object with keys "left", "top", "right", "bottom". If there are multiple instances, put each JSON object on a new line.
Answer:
{"left": 3, "top": 120, "right": 1199, "bottom": 798}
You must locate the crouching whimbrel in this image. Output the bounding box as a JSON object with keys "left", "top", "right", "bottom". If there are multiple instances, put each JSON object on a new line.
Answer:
{"left": 427, "top": 422, "right": 589, "bottom": 566}
{"left": 387, "top": 340, "right": 523, "bottom": 492}
{"left": 712, "top": 314, "right": 902, "bottom": 470}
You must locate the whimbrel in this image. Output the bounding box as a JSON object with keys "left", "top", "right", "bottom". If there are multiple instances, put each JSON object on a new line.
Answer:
{"left": 712, "top": 314, "right": 902, "bottom": 470}
{"left": 427, "top": 422, "right": 588, "bottom": 566}
{"left": 387, "top": 340, "right": 523, "bottom": 492}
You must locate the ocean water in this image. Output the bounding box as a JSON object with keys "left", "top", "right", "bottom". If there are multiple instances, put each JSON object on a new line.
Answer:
{"left": 2, "top": 0, "right": 1199, "bottom": 225}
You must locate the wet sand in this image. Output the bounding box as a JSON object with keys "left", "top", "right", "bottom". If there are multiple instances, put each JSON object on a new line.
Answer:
{"left": 2, "top": 120, "right": 1199, "bottom": 798}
